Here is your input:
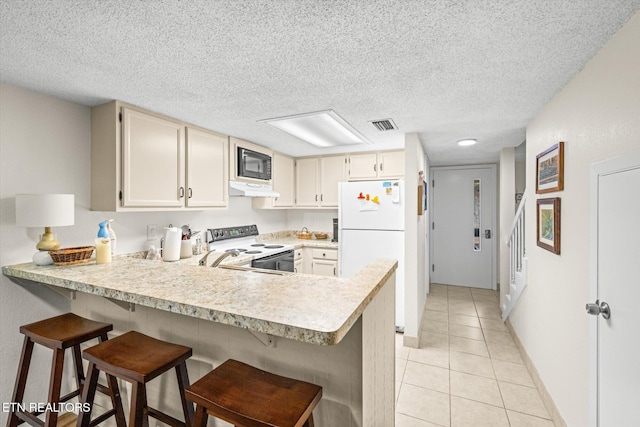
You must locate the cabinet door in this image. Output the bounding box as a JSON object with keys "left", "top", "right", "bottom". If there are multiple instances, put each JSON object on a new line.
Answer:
{"left": 295, "top": 158, "right": 319, "bottom": 207}
{"left": 348, "top": 153, "right": 378, "bottom": 180}
{"left": 186, "top": 128, "right": 228, "bottom": 207}
{"left": 319, "top": 156, "right": 346, "bottom": 207}
{"left": 122, "top": 108, "right": 184, "bottom": 207}
{"left": 294, "top": 258, "right": 303, "bottom": 274}
{"left": 379, "top": 150, "right": 405, "bottom": 178}
{"left": 273, "top": 153, "right": 295, "bottom": 207}
{"left": 312, "top": 259, "right": 338, "bottom": 277}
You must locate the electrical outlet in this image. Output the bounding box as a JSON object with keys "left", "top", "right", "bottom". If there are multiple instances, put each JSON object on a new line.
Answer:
{"left": 147, "top": 224, "right": 157, "bottom": 241}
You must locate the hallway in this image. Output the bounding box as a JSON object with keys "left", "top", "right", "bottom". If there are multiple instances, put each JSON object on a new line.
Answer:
{"left": 395, "top": 284, "right": 554, "bottom": 427}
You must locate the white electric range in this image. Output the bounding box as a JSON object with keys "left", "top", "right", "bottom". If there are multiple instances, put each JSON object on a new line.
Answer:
{"left": 206, "top": 225, "right": 294, "bottom": 271}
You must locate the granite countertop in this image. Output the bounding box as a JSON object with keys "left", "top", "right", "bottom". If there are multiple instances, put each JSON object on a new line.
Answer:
{"left": 2, "top": 254, "right": 396, "bottom": 346}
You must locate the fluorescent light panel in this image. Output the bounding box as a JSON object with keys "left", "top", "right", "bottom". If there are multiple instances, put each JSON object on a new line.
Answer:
{"left": 260, "top": 110, "right": 371, "bottom": 147}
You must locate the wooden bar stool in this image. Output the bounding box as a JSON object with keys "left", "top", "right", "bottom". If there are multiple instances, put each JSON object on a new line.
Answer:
{"left": 186, "top": 359, "right": 323, "bottom": 427}
{"left": 7, "top": 313, "right": 123, "bottom": 427}
{"left": 78, "top": 331, "right": 194, "bottom": 427}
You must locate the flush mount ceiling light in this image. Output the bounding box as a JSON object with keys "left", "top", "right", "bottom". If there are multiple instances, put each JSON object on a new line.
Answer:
{"left": 458, "top": 139, "right": 478, "bottom": 146}
{"left": 259, "top": 110, "right": 371, "bottom": 148}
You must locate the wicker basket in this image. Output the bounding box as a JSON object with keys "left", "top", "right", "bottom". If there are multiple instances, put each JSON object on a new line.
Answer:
{"left": 297, "top": 227, "right": 312, "bottom": 239}
{"left": 313, "top": 232, "right": 328, "bottom": 240}
{"left": 49, "top": 246, "right": 95, "bottom": 266}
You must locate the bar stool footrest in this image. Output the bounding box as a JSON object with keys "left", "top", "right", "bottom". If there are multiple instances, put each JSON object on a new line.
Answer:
{"left": 147, "top": 407, "right": 187, "bottom": 427}
{"left": 88, "top": 409, "right": 117, "bottom": 427}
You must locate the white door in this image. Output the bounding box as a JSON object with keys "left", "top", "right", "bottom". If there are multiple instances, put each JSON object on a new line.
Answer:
{"left": 589, "top": 152, "right": 640, "bottom": 427}
{"left": 431, "top": 166, "right": 496, "bottom": 289}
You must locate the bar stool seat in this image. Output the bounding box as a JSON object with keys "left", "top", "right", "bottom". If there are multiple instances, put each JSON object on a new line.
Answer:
{"left": 78, "top": 331, "right": 194, "bottom": 427}
{"left": 186, "top": 359, "right": 323, "bottom": 427}
{"left": 7, "top": 313, "right": 121, "bottom": 427}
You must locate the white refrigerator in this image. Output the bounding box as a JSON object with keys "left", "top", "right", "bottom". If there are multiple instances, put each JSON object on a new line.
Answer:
{"left": 338, "top": 180, "right": 405, "bottom": 330}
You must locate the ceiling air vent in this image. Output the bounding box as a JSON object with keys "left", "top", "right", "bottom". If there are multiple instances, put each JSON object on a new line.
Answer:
{"left": 370, "top": 118, "right": 398, "bottom": 131}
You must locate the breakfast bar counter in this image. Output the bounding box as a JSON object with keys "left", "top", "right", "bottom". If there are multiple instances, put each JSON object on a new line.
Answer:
{"left": 3, "top": 255, "right": 397, "bottom": 426}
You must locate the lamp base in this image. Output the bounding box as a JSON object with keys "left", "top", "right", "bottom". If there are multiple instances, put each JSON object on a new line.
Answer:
{"left": 33, "top": 250, "right": 54, "bottom": 266}
{"left": 36, "top": 227, "right": 61, "bottom": 251}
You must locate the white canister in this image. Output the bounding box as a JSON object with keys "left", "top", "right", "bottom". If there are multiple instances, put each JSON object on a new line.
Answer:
{"left": 163, "top": 227, "right": 181, "bottom": 262}
{"left": 180, "top": 239, "right": 192, "bottom": 259}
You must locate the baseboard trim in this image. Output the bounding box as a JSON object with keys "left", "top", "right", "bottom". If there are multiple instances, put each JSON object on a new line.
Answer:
{"left": 505, "top": 319, "right": 567, "bottom": 427}
{"left": 403, "top": 334, "right": 420, "bottom": 348}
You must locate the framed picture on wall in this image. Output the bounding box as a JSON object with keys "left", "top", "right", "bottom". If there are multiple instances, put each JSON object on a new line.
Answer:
{"left": 536, "top": 142, "right": 564, "bottom": 193}
{"left": 536, "top": 197, "right": 561, "bottom": 254}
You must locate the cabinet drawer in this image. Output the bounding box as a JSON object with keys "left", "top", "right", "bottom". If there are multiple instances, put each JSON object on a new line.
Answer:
{"left": 294, "top": 249, "right": 303, "bottom": 260}
{"left": 312, "top": 249, "right": 337, "bottom": 260}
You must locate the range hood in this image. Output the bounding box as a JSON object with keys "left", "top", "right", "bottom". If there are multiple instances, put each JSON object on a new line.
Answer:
{"left": 228, "top": 181, "right": 280, "bottom": 198}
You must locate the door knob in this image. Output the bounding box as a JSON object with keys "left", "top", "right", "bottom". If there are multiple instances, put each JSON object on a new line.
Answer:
{"left": 484, "top": 230, "right": 492, "bottom": 239}
{"left": 586, "top": 299, "right": 611, "bottom": 319}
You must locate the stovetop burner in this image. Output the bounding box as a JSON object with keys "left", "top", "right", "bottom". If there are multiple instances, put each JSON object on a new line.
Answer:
{"left": 207, "top": 225, "right": 294, "bottom": 261}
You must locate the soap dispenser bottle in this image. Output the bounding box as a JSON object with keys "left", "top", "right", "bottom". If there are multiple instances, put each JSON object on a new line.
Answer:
{"left": 107, "top": 219, "right": 117, "bottom": 255}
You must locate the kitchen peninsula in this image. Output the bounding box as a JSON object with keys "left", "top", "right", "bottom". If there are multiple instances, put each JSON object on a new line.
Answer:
{"left": 2, "top": 254, "right": 397, "bottom": 426}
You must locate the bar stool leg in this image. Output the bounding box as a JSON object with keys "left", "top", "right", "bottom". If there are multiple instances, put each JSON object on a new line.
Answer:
{"left": 8, "top": 337, "right": 34, "bottom": 427}
{"left": 44, "top": 348, "right": 65, "bottom": 427}
{"left": 175, "top": 362, "right": 194, "bottom": 427}
{"left": 77, "top": 362, "right": 99, "bottom": 427}
{"left": 105, "top": 374, "right": 127, "bottom": 427}
{"left": 71, "top": 345, "right": 85, "bottom": 391}
{"left": 304, "top": 414, "right": 315, "bottom": 427}
{"left": 192, "top": 405, "right": 207, "bottom": 427}
{"left": 129, "top": 382, "right": 149, "bottom": 427}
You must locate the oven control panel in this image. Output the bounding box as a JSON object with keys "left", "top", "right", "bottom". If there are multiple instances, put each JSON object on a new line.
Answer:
{"left": 207, "top": 225, "right": 259, "bottom": 243}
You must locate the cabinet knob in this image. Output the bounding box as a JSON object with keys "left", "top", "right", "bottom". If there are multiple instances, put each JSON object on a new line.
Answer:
{"left": 380, "top": 163, "right": 383, "bottom": 171}
{"left": 179, "top": 187, "right": 185, "bottom": 198}
{"left": 374, "top": 164, "right": 377, "bottom": 172}
{"left": 188, "top": 188, "right": 193, "bottom": 199}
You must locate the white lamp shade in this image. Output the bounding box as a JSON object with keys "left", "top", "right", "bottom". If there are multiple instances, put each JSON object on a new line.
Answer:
{"left": 15, "top": 194, "right": 75, "bottom": 227}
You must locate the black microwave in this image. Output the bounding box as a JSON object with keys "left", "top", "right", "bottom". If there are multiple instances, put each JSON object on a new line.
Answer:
{"left": 237, "top": 147, "right": 272, "bottom": 181}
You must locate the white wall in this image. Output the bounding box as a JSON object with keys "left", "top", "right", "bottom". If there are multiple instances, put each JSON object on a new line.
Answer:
{"left": 0, "top": 83, "right": 287, "bottom": 418}
{"left": 403, "top": 133, "right": 427, "bottom": 345}
{"left": 511, "top": 12, "right": 640, "bottom": 427}
{"left": 499, "top": 148, "right": 515, "bottom": 305}
{"left": 285, "top": 209, "right": 337, "bottom": 236}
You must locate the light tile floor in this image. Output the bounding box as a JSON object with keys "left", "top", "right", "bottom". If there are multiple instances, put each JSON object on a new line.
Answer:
{"left": 395, "top": 284, "right": 555, "bottom": 427}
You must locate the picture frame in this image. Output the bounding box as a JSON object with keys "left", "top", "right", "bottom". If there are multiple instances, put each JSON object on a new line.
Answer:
{"left": 536, "top": 142, "right": 564, "bottom": 194}
{"left": 536, "top": 197, "right": 561, "bottom": 254}
{"left": 417, "top": 183, "right": 424, "bottom": 216}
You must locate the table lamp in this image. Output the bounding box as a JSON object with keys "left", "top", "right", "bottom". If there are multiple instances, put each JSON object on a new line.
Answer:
{"left": 16, "top": 194, "right": 75, "bottom": 265}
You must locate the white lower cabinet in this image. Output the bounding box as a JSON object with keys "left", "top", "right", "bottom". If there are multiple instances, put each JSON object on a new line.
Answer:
{"left": 294, "top": 248, "right": 303, "bottom": 273}
{"left": 311, "top": 248, "right": 338, "bottom": 277}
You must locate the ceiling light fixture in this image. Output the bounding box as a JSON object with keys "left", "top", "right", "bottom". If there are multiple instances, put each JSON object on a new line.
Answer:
{"left": 458, "top": 139, "right": 477, "bottom": 146}
{"left": 259, "top": 110, "right": 371, "bottom": 148}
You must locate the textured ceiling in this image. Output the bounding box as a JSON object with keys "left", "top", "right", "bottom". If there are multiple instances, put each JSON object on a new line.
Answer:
{"left": 1, "top": 1, "right": 638, "bottom": 165}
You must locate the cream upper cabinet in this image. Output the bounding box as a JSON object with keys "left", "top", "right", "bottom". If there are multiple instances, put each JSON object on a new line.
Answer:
{"left": 186, "top": 127, "right": 228, "bottom": 207}
{"left": 295, "top": 157, "right": 320, "bottom": 207}
{"left": 348, "top": 150, "right": 404, "bottom": 180}
{"left": 378, "top": 150, "right": 405, "bottom": 178}
{"left": 319, "top": 155, "right": 346, "bottom": 207}
{"left": 121, "top": 108, "right": 184, "bottom": 208}
{"left": 348, "top": 153, "right": 378, "bottom": 180}
{"left": 251, "top": 151, "right": 295, "bottom": 209}
{"left": 273, "top": 153, "right": 295, "bottom": 207}
{"left": 295, "top": 156, "right": 346, "bottom": 207}
{"left": 91, "top": 101, "right": 228, "bottom": 211}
